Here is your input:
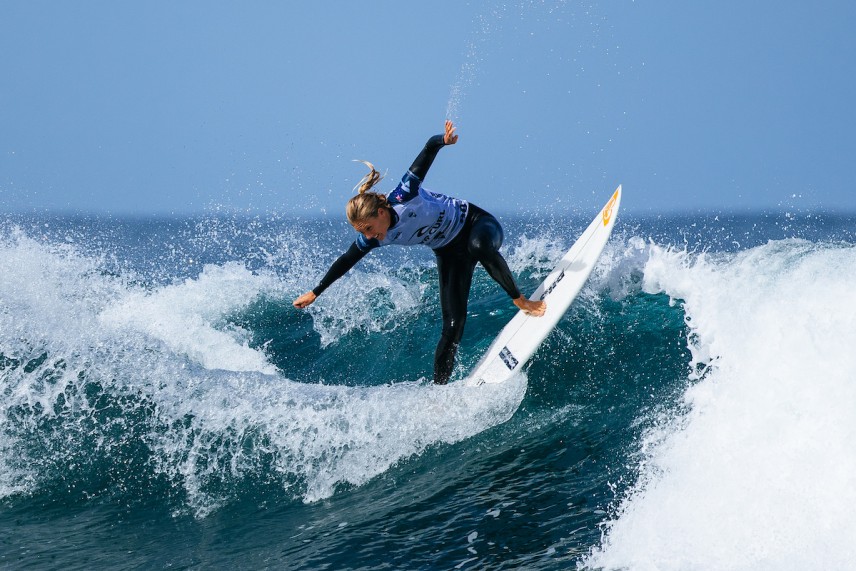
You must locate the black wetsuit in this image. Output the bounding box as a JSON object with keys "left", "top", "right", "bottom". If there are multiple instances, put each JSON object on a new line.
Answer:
{"left": 312, "top": 134, "right": 521, "bottom": 384}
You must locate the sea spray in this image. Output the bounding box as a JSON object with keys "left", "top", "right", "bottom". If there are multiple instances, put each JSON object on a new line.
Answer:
{"left": 446, "top": 6, "right": 508, "bottom": 121}
{"left": 303, "top": 269, "right": 427, "bottom": 348}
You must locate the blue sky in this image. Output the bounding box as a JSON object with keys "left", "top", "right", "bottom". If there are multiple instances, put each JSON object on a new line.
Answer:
{"left": 2, "top": 1, "right": 854, "bottom": 216}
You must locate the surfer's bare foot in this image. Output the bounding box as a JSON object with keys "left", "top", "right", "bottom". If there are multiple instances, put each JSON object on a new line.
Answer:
{"left": 514, "top": 296, "right": 546, "bottom": 316}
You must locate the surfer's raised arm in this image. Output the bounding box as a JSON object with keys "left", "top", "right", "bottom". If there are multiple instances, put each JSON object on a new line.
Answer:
{"left": 408, "top": 120, "right": 458, "bottom": 181}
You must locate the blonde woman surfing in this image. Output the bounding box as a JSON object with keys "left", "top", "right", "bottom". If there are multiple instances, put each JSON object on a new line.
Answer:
{"left": 293, "top": 121, "right": 545, "bottom": 384}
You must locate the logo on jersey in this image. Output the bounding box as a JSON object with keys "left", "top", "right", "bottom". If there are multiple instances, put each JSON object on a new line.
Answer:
{"left": 411, "top": 211, "right": 447, "bottom": 244}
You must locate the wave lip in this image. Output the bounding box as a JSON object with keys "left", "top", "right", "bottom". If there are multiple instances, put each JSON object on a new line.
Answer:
{"left": 99, "top": 261, "right": 282, "bottom": 374}
{"left": 586, "top": 240, "right": 856, "bottom": 570}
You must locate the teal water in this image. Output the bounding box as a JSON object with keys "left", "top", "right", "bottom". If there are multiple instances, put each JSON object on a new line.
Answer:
{"left": 2, "top": 211, "right": 855, "bottom": 569}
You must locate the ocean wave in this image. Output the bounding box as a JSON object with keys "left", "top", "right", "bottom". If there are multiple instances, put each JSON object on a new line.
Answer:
{"left": 586, "top": 239, "right": 856, "bottom": 570}
{"left": 0, "top": 225, "right": 530, "bottom": 516}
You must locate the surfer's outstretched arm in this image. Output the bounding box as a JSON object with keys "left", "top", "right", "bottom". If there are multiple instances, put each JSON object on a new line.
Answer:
{"left": 292, "top": 242, "right": 369, "bottom": 308}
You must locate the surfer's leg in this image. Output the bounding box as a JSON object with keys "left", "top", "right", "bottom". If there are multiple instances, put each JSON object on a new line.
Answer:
{"left": 467, "top": 213, "right": 521, "bottom": 300}
{"left": 434, "top": 249, "right": 477, "bottom": 384}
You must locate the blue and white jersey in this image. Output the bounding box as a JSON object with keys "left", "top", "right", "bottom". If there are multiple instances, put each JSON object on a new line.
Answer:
{"left": 355, "top": 171, "right": 469, "bottom": 252}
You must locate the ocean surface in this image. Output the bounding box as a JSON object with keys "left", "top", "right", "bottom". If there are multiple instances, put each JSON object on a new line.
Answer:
{"left": 2, "top": 209, "right": 855, "bottom": 570}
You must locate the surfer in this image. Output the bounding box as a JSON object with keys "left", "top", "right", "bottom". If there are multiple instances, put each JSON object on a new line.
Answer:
{"left": 293, "top": 120, "right": 545, "bottom": 384}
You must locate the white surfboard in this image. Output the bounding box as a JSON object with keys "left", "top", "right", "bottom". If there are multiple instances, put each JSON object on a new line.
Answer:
{"left": 464, "top": 185, "right": 622, "bottom": 386}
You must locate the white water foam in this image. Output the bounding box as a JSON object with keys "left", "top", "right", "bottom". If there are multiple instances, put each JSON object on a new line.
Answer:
{"left": 0, "top": 230, "right": 128, "bottom": 493}
{"left": 585, "top": 239, "right": 856, "bottom": 570}
{"left": 0, "top": 229, "right": 526, "bottom": 515}
{"left": 99, "top": 261, "right": 283, "bottom": 374}
{"left": 148, "top": 371, "right": 526, "bottom": 514}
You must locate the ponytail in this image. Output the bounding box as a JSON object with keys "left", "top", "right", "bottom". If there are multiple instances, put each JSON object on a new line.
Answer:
{"left": 347, "top": 160, "right": 389, "bottom": 223}
{"left": 353, "top": 160, "right": 384, "bottom": 194}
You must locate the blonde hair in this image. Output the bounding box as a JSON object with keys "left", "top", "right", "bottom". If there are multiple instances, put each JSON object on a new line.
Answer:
{"left": 347, "top": 160, "right": 388, "bottom": 223}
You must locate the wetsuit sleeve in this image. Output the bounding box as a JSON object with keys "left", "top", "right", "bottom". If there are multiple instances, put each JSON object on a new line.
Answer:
{"left": 408, "top": 134, "right": 446, "bottom": 181}
{"left": 311, "top": 241, "right": 369, "bottom": 296}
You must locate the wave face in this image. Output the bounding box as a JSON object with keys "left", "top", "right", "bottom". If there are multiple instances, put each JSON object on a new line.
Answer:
{"left": 1, "top": 212, "right": 854, "bottom": 569}
{"left": 585, "top": 235, "right": 856, "bottom": 571}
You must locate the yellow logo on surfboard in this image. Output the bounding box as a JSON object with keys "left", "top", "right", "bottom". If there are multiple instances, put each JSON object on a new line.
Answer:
{"left": 602, "top": 187, "right": 620, "bottom": 226}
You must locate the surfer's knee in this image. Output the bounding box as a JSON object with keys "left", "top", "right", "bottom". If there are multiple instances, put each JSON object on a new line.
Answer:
{"left": 440, "top": 316, "right": 466, "bottom": 343}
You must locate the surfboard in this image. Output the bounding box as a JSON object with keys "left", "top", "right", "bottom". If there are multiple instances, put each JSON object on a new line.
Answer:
{"left": 464, "top": 185, "right": 622, "bottom": 386}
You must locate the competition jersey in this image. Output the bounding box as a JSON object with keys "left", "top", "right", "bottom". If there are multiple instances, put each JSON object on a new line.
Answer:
{"left": 355, "top": 171, "right": 469, "bottom": 252}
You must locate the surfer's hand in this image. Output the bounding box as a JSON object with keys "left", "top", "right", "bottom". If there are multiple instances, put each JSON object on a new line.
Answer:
{"left": 443, "top": 120, "right": 458, "bottom": 145}
{"left": 293, "top": 291, "right": 317, "bottom": 309}
{"left": 514, "top": 296, "right": 546, "bottom": 316}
